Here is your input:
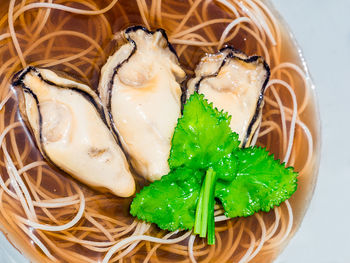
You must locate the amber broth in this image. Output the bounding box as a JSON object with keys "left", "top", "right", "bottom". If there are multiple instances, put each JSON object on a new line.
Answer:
{"left": 0, "top": 0, "right": 320, "bottom": 262}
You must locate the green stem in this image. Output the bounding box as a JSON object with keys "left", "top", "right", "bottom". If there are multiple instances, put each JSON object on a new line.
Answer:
{"left": 193, "top": 168, "right": 217, "bottom": 244}
{"left": 194, "top": 180, "right": 205, "bottom": 235}
{"left": 207, "top": 170, "right": 217, "bottom": 245}
{"left": 200, "top": 168, "right": 213, "bottom": 237}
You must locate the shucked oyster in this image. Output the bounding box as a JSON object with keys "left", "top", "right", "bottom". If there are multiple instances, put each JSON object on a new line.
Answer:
{"left": 12, "top": 67, "right": 135, "bottom": 197}
{"left": 187, "top": 47, "right": 270, "bottom": 147}
{"left": 99, "top": 26, "right": 186, "bottom": 181}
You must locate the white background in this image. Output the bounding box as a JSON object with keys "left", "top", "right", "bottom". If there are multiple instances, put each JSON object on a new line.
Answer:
{"left": 1, "top": 0, "right": 349, "bottom": 262}
{"left": 274, "top": 0, "right": 350, "bottom": 262}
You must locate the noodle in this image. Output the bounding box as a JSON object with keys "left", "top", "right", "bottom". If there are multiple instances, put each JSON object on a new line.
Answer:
{"left": 0, "top": 0, "right": 319, "bottom": 262}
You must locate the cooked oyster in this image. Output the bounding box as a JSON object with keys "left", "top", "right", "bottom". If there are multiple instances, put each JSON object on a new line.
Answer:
{"left": 12, "top": 67, "right": 135, "bottom": 197}
{"left": 99, "top": 26, "right": 186, "bottom": 181}
{"left": 187, "top": 47, "right": 270, "bottom": 147}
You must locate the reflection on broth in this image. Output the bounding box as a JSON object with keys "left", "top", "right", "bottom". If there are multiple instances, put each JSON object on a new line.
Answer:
{"left": 0, "top": 0, "right": 319, "bottom": 262}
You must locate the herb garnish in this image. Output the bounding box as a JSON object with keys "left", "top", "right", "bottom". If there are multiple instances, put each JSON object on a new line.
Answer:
{"left": 130, "top": 93, "right": 297, "bottom": 244}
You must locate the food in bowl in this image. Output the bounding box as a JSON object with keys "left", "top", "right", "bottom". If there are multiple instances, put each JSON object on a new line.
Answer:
{"left": 0, "top": 0, "right": 320, "bottom": 262}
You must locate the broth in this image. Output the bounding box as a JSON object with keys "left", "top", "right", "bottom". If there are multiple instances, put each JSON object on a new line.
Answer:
{"left": 0, "top": 0, "right": 320, "bottom": 262}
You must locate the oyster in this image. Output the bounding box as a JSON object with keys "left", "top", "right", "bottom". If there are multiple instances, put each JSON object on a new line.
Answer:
{"left": 187, "top": 47, "right": 270, "bottom": 147}
{"left": 99, "top": 26, "right": 186, "bottom": 181}
{"left": 12, "top": 67, "right": 135, "bottom": 197}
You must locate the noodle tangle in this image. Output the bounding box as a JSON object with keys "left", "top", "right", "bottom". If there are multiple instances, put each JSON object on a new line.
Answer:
{"left": 0, "top": 0, "right": 319, "bottom": 262}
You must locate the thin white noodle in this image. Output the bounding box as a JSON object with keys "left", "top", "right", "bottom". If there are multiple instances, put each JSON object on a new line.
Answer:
{"left": 24, "top": 30, "right": 105, "bottom": 60}
{"left": 263, "top": 201, "right": 293, "bottom": 250}
{"left": 113, "top": 221, "right": 144, "bottom": 250}
{"left": 252, "top": 0, "right": 281, "bottom": 43}
{"left": 272, "top": 201, "right": 293, "bottom": 247}
{"left": 0, "top": 33, "right": 11, "bottom": 42}
{"left": 294, "top": 119, "right": 313, "bottom": 173}
{"left": 1, "top": 122, "right": 36, "bottom": 221}
{"left": 102, "top": 231, "right": 192, "bottom": 263}
{"left": 284, "top": 200, "right": 294, "bottom": 240}
{"left": 248, "top": 213, "right": 266, "bottom": 261}
{"left": 112, "top": 240, "right": 139, "bottom": 260}
{"left": 142, "top": 230, "right": 180, "bottom": 263}
{"left": 214, "top": 0, "right": 240, "bottom": 17}
{"left": 258, "top": 121, "right": 282, "bottom": 138}
{"left": 156, "top": 0, "right": 162, "bottom": 27}
{"left": 138, "top": 0, "right": 149, "bottom": 20}
{"left": 85, "top": 213, "right": 114, "bottom": 242}
{"left": 262, "top": 110, "right": 313, "bottom": 173}
{"left": 267, "top": 85, "right": 287, "bottom": 154}
{"left": 265, "top": 207, "right": 280, "bottom": 240}
{"left": 174, "top": 32, "right": 212, "bottom": 43}
{"left": 0, "top": 173, "right": 18, "bottom": 199}
{"left": 42, "top": 45, "right": 96, "bottom": 67}
{"left": 16, "top": 162, "right": 80, "bottom": 208}
{"left": 45, "top": 234, "right": 117, "bottom": 247}
{"left": 172, "top": 0, "right": 202, "bottom": 35}
{"left": 267, "top": 79, "right": 298, "bottom": 164}
{"left": 17, "top": 161, "right": 46, "bottom": 174}
{"left": 15, "top": 0, "right": 120, "bottom": 16}
{"left": 15, "top": 183, "right": 85, "bottom": 231}
{"left": 237, "top": 2, "right": 265, "bottom": 40}
{"left": 150, "top": 0, "right": 156, "bottom": 25}
{"left": 33, "top": 197, "right": 80, "bottom": 208}
{"left": 136, "top": 0, "right": 150, "bottom": 29}
{"left": 0, "top": 92, "right": 12, "bottom": 110}
{"left": 218, "top": 17, "right": 251, "bottom": 49}
{"left": 271, "top": 63, "right": 309, "bottom": 88}
{"left": 0, "top": 161, "right": 45, "bottom": 201}
{"left": 245, "top": 0, "right": 276, "bottom": 45}
{"left": 31, "top": 0, "right": 53, "bottom": 39}
{"left": 238, "top": 229, "right": 255, "bottom": 263}
{"left": 18, "top": 223, "right": 56, "bottom": 261}
{"left": 7, "top": 0, "right": 118, "bottom": 69}
{"left": 171, "top": 18, "right": 232, "bottom": 39}
{"left": 110, "top": 222, "right": 151, "bottom": 262}
{"left": 171, "top": 39, "right": 218, "bottom": 46}
{"left": 8, "top": 0, "right": 26, "bottom": 67}
{"left": 214, "top": 209, "right": 225, "bottom": 216}
{"left": 0, "top": 159, "right": 80, "bottom": 208}
{"left": 215, "top": 215, "right": 230, "bottom": 222}
{"left": 188, "top": 234, "right": 197, "bottom": 263}
{"left": 272, "top": 62, "right": 310, "bottom": 114}
{"left": 242, "top": 24, "right": 270, "bottom": 64}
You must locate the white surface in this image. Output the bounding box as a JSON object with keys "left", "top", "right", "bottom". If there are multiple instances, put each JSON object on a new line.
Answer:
{"left": 274, "top": 0, "right": 350, "bottom": 262}
{"left": 0, "top": 0, "right": 349, "bottom": 262}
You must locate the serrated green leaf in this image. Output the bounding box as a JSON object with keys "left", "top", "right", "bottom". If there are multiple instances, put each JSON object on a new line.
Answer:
{"left": 215, "top": 147, "right": 298, "bottom": 218}
{"left": 130, "top": 168, "right": 204, "bottom": 231}
{"left": 130, "top": 92, "right": 298, "bottom": 239}
{"left": 168, "top": 93, "right": 240, "bottom": 170}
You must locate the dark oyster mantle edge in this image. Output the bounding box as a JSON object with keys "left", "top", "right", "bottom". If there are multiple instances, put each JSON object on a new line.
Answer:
{"left": 105, "top": 25, "right": 185, "bottom": 143}
{"left": 11, "top": 66, "right": 109, "bottom": 164}
{"left": 193, "top": 46, "right": 271, "bottom": 148}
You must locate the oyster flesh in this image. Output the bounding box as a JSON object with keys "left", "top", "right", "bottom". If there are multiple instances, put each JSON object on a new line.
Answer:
{"left": 187, "top": 47, "right": 270, "bottom": 147}
{"left": 12, "top": 67, "right": 135, "bottom": 197}
{"left": 99, "top": 26, "right": 186, "bottom": 181}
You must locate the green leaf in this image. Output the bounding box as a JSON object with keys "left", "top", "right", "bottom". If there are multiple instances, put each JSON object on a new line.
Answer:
{"left": 215, "top": 147, "right": 298, "bottom": 218}
{"left": 169, "top": 93, "right": 239, "bottom": 171}
{"left": 211, "top": 152, "right": 238, "bottom": 181}
{"left": 130, "top": 168, "right": 204, "bottom": 231}
{"left": 130, "top": 92, "right": 298, "bottom": 243}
